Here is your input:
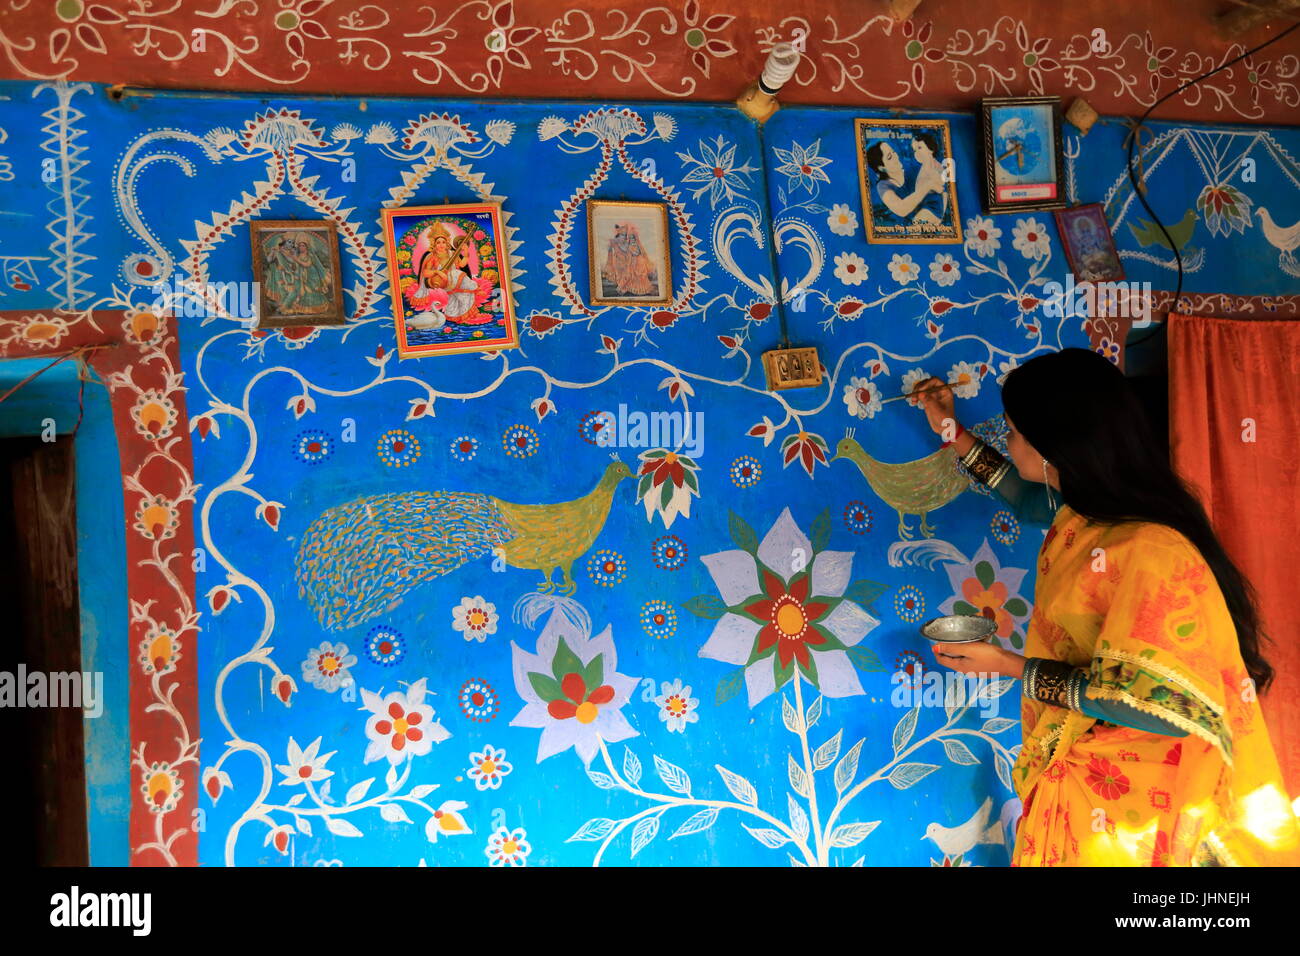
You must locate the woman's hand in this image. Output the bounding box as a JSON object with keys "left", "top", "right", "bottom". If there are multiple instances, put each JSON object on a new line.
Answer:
{"left": 930, "top": 640, "right": 1026, "bottom": 679}
{"left": 912, "top": 376, "right": 956, "bottom": 435}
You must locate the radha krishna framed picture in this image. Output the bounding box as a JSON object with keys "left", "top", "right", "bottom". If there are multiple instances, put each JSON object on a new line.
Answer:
{"left": 586, "top": 200, "right": 673, "bottom": 307}
{"left": 381, "top": 202, "right": 519, "bottom": 358}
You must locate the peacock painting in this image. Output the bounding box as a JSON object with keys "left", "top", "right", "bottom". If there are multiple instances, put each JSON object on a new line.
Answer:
{"left": 831, "top": 428, "right": 967, "bottom": 539}
{"left": 295, "top": 460, "right": 633, "bottom": 630}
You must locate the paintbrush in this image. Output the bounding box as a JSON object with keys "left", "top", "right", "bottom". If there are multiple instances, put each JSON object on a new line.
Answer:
{"left": 878, "top": 379, "right": 956, "bottom": 405}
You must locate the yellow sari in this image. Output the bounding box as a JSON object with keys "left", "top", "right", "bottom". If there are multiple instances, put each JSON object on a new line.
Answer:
{"left": 1011, "top": 503, "right": 1300, "bottom": 866}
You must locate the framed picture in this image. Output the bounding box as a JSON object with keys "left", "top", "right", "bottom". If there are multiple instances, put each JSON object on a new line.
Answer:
{"left": 854, "top": 118, "right": 962, "bottom": 244}
{"left": 249, "top": 220, "right": 346, "bottom": 328}
{"left": 381, "top": 202, "right": 519, "bottom": 358}
{"left": 1054, "top": 204, "right": 1125, "bottom": 283}
{"left": 979, "top": 96, "right": 1066, "bottom": 214}
{"left": 586, "top": 200, "right": 673, "bottom": 306}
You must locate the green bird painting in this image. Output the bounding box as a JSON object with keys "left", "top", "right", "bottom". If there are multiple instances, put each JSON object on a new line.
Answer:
{"left": 1127, "top": 208, "right": 1198, "bottom": 250}
{"left": 295, "top": 459, "right": 633, "bottom": 630}
{"left": 831, "top": 428, "right": 967, "bottom": 540}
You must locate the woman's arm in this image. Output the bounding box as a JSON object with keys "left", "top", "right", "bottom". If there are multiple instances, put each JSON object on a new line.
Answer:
{"left": 911, "top": 376, "right": 1056, "bottom": 525}
{"left": 1022, "top": 658, "right": 1188, "bottom": 737}
{"left": 879, "top": 181, "right": 936, "bottom": 219}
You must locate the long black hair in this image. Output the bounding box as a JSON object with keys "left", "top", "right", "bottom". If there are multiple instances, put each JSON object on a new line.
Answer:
{"left": 1001, "top": 348, "right": 1272, "bottom": 692}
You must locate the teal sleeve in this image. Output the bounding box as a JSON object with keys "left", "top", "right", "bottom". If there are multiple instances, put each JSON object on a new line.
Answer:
{"left": 991, "top": 469, "right": 1058, "bottom": 527}
{"left": 1021, "top": 660, "right": 1188, "bottom": 737}
{"left": 1079, "top": 691, "right": 1189, "bottom": 737}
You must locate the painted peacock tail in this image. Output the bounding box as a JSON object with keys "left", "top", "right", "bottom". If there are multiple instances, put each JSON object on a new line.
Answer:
{"left": 295, "top": 490, "right": 515, "bottom": 631}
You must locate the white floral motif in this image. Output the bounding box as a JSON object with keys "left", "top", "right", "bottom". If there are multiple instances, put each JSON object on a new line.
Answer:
{"left": 1012, "top": 218, "right": 1051, "bottom": 260}
{"left": 965, "top": 216, "right": 1002, "bottom": 256}
{"left": 834, "top": 252, "right": 868, "bottom": 286}
{"left": 929, "top": 254, "right": 961, "bottom": 286}
{"left": 888, "top": 253, "right": 920, "bottom": 284}
{"left": 827, "top": 203, "right": 859, "bottom": 236}
{"left": 843, "top": 376, "right": 882, "bottom": 419}
{"left": 653, "top": 679, "right": 699, "bottom": 733}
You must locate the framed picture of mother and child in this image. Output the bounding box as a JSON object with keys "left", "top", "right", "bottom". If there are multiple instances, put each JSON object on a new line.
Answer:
{"left": 854, "top": 118, "right": 963, "bottom": 244}
{"left": 381, "top": 202, "right": 520, "bottom": 358}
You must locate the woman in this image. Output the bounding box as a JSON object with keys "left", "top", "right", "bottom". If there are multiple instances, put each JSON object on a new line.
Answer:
{"left": 913, "top": 349, "right": 1299, "bottom": 865}
{"left": 864, "top": 140, "right": 943, "bottom": 226}
{"left": 603, "top": 223, "right": 657, "bottom": 296}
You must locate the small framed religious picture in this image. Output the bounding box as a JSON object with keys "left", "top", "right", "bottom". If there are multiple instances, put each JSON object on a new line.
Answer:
{"left": 854, "top": 118, "right": 962, "bottom": 243}
{"left": 381, "top": 202, "right": 519, "bottom": 358}
{"left": 1054, "top": 204, "right": 1125, "bottom": 283}
{"left": 586, "top": 200, "right": 673, "bottom": 307}
{"left": 978, "top": 96, "right": 1067, "bottom": 214}
{"left": 249, "top": 220, "right": 346, "bottom": 328}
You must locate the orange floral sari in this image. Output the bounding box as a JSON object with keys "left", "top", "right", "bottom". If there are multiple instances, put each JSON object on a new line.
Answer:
{"left": 1011, "top": 504, "right": 1300, "bottom": 866}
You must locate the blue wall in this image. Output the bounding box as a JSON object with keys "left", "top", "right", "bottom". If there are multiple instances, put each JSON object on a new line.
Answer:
{"left": 1, "top": 79, "right": 1296, "bottom": 865}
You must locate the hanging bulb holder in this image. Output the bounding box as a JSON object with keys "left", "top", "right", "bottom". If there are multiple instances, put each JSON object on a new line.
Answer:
{"left": 737, "top": 42, "right": 802, "bottom": 124}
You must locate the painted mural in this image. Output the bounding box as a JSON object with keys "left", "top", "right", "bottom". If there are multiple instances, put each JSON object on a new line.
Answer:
{"left": 0, "top": 76, "right": 1298, "bottom": 866}
{"left": 1, "top": 2, "right": 1298, "bottom": 124}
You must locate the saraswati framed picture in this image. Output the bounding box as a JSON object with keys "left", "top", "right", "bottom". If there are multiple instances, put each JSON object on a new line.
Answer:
{"left": 381, "top": 202, "right": 519, "bottom": 358}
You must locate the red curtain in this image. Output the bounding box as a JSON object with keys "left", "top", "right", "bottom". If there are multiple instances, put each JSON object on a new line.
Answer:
{"left": 1168, "top": 313, "right": 1300, "bottom": 796}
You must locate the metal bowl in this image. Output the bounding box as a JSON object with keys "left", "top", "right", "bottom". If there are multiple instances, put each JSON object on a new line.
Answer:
{"left": 919, "top": 614, "right": 997, "bottom": 644}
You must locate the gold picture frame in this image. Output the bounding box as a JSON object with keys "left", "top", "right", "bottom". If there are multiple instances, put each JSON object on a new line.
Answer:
{"left": 854, "top": 118, "right": 963, "bottom": 244}
{"left": 586, "top": 199, "right": 673, "bottom": 307}
{"left": 249, "top": 219, "right": 346, "bottom": 328}
{"left": 380, "top": 202, "right": 520, "bottom": 359}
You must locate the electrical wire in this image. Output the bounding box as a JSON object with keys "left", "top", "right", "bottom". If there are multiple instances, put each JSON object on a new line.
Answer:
{"left": 1123, "top": 19, "right": 1300, "bottom": 351}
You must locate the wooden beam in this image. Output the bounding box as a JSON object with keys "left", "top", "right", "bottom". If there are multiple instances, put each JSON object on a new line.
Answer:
{"left": 1216, "top": 0, "right": 1300, "bottom": 39}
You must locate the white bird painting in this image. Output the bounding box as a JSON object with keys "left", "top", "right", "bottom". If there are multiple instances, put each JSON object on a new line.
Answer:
{"left": 922, "top": 796, "right": 1019, "bottom": 863}
{"left": 1256, "top": 208, "right": 1300, "bottom": 278}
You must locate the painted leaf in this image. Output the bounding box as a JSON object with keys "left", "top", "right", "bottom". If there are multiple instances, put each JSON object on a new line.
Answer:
{"left": 630, "top": 814, "right": 660, "bottom": 857}
{"left": 788, "top": 753, "right": 810, "bottom": 797}
{"left": 788, "top": 793, "right": 810, "bottom": 841}
{"left": 892, "top": 705, "right": 920, "bottom": 756}
{"left": 942, "top": 738, "right": 980, "bottom": 766}
{"left": 1004, "top": 598, "right": 1029, "bottom": 616}
{"left": 670, "top": 807, "right": 719, "bottom": 839}
{"left": 528, "top": 671, "right": 563, "bottom": 703}
{"left": 982, "top": 717, "right": 1018, "bottom": 734}
{"left": 551, "top": 637, "right": 584, "bottom": 683}
{"left": 586, "top": 770, "right": 617, "bottom": 790}
{"left": 325, "top": 816, "right": 364, "bottom": 837}
{"left": 844, "top": 579, "right": 888, "bottom": 611}
{"left": 654, "top": 755, "right": 692, "bottom": 795}
{"left": 294, "top": 814, "right": 312, "bottom": 836}
{"left": 742, "top": 824, "right": 791, "bottom": 849}
{"left": 728, "top": 510, "right": 758, "bottom": 552}
{"left": 715, "top": 668, "right": 745, "bottom": 704}
{"left": 782, "top": 694, "right": 803, "bottom": 733}
{"left": 581, "top": 653, "right": 604, "bottom": 692}
{"left": 846, "top": 646, "right": 884, "bottom": 673}
{"left": 834, "top": 738, "right": 865, "bottom": 793}
{"left": 805, "top": 694, "right": 823, "bottom": 730}
{"left": 567, "top": 817, "right": 618, "bottom": 842}
{"left": 975, "top": 560, "right": 996, "bottom": 589}
{"left": 623, "top": 747, "right": 643, "bottom": 788}
{"left": 409, "top": 784, "right": 438, "bottom": 799}
{"left": 830, "top": 821, "right": 881, "bottom": 847}
{"left": 813, "top": 730, "right": 842, "bottom": 771}
{"left": 715, "top": 764, "right": 758, "bottom": 806}
{"left": 380, "top": 802, "right": 412, "bottom": 824}
{"left": 995, "top": 752, "right": 1014, "bottom": 791}
{"left": 810, "top": 508, "right": 831, "bottom": 553}
{"left": 887, "top": 762, "right": 940, "bottom": 790}
{"left": 345, "top": 778, "right": 374, "bottom": 804}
